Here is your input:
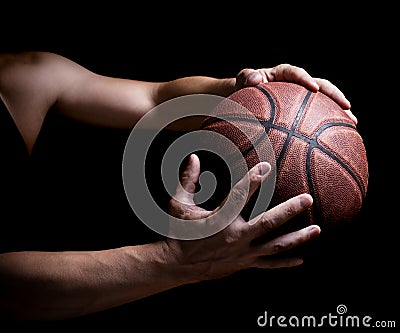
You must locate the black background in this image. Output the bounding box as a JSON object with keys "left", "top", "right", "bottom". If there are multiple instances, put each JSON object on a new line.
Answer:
{"left": 1, "top": 4, "right": 398, "bottom": 330}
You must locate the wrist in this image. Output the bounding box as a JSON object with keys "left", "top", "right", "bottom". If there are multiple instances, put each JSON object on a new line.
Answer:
{"left": 158, "top": 240, "right": 211, "bottom": 284}
{"left": 218, "top": 77, "right": 236, "bottom": 97}
{"left": 122, "top": 241, "right": 200, "bottom": 289}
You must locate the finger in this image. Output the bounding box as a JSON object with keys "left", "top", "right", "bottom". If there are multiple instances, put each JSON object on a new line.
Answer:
{"left": 235, "top": 68, "right": 254, "bottom": 90}
{"left": 254, "top": 224, "right": 321, "bottom": 257}
{"left": 217, "top": 162, "right": 271, "bottom": 209}
{"left": 245, "top": 71, "right": 265, "bottom": 86}
{"left": 237, "top": 68, "right": 265, "bottom": 88}
{"left": 253, "top": 256, "right": 304, "bottom": 269}
{"left": 267, "top": 64, "right": 319, "bottom": 92}
{"left": 344, "top": 109, "right": 358, "bottom": 125}
{"left": 174, "top": 154, "right": 200, "bottom": 204}
{"left": 211, "top": 162, "right": 271, "bottom": 222}
{"left": 168, "top": 200, "right": 211, "bottom": 220}
{"left": 314, "top": 78, "right": 351, "bottom": 110}
{"left": 245, "top": 193, "right": 313, "bottom": 240}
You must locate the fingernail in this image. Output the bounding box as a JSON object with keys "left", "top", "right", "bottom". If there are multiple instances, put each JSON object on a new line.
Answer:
{"left": 299, "top": 193, "right": 313, "bottom": 208}
{"left": 344, "top": 110, "right": 358, "bottom": 124}
{"left": 309, "top": 225, "right": 321, "bottom": 237}
{"left": 258, "top": 162, "right": 271, "bottom": 176}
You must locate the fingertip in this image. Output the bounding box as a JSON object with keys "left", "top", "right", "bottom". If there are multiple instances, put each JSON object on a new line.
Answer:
{"left": 183, "top": 153, "right": 201, "bottom": 183}
{"left": 305, "top": 76, "right": 319, "bottom": 92}
{"left": 257, "top": 162, "right": 271, "bottom": 176}
{"left": 310, "top": 81, "right": 320, "bottom": 92}
{"left": 285, "top": 257, "right": 305, "bottom": 268}
{"left": 189, "top": 153, "right": 199, "bottom": 163}
{"left": 344, "top": 109, "right": 358, "bottom": 125}
{"left": 344, "top": 98, "right": 351, "bottom": 109}
{"left": 308, "top": 224, "right": 321, "bottom": 237}
{"left": 299, "top": 193, "right": 313, "bottom": 208}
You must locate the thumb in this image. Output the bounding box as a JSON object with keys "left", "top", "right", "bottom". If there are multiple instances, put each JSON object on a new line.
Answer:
{"left": 244, "top": 71, "right": 264, "bottom": 86}
{"left": 174, "top": 154, "right": 201, "bottom": 204}
{"left": 236, "top": 68, "right": 263, "bottom": 90}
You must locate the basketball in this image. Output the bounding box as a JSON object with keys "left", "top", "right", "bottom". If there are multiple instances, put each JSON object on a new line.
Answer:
{"left": 200, "top": 82, "right": 369, "bottom": 229}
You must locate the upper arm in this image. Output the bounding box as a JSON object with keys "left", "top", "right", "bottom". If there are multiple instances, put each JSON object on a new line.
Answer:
{"left": 0, "top": 51, "right": 161, "bottom": 152}
{"left": 25, "top": 52, "right": 161, "bottom": 129}
{"left": 54, "top": 60, "right": 160, "bottom": 128}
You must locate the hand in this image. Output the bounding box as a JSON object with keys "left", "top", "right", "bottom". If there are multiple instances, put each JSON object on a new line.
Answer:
{"left": 165, "top": 154, "right": 321, "bottom": 282}
{"left": 235, "top": 64, "right": 357, "bottom": 125}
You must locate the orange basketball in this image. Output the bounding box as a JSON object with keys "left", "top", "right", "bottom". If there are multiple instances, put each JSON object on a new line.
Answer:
{"left": 200, "top": 82, "right": 369, "bottom": 229}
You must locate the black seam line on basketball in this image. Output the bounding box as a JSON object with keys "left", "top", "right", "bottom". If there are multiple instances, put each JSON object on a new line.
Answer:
{"left": 272, "top": 120, "right": 365, "bottom": 199}
{"left": 199, "top": 122, "right": 268, "bottom": 169}
{"left": 200, "top": 85, "right": 276, "bottom": 132}
{"left": 275, "top": 90, "right": 313, "bottom": 168}
{"left": 306, "top": 125, "right": 357, "bottom": 224}
{"left": 311, "top": 123, "right": 366, "bottom": 198}
{"left": 240, "top": 85, "right": 277, "bottom": 158}
{"left": 265, "top": 121, "right": 357, "bottom": 146}
{"left": 199, "top": 116, "right": 223, "bottom": 129}
{"left": 254, "top": 85, "right": 276, "bottom": 135}
{"left": 304, "top": 121, "right": 360, "bottom": 226}
{"left": 305, "top": 144, "right": 318, "bottom": 224}
{"left": 272, "top": 89, "right": 310, "bottom": 224}
{"left": 201, "top": 86, "right": 277, "bottom": 159}
{"left": 241, "top": 131, "right": 268, "bottom": 157}
{"left": 200, "top": 117, "right": 268, "bottom": 160}
{"left": 199, "top": 116, "right": 261, "bottom": 130}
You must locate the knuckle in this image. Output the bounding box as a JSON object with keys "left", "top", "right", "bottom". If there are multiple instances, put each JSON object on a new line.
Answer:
{"left": 231, "top": 186, "right": 248, "bottom": 203}
{"left": 224, "top": 235, "right": 238, "bottom": 246}
{"left": 279, "top": 63, "right": 291, "bottom": 69}
{"left": 271, "top": 242, "right": 287, "bottom": 254}
{"left": 249, "top": 171, "right": 262, "bottom": 187}
{"left": 284, "top": 204, "right": 298, "bottom": 218}
{"left": 181, "top": 209, "right": 194, "bottom": 220}
{"left": 223, "top": 230, "right": 241, "bottom": 246}
{"left": 260, "top": 215, "right": 275, "bottom": 233}
{"left": 298, "top": 65, "right": 307, "bottom": 73}
{"left": 249, "top": 170, "right": 259, "bottom": 183}
{"left": 238, "top": 68, "right": 252, "bottom": 78}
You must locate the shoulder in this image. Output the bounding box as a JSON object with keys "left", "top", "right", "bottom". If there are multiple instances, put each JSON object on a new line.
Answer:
{"left": 0, "top": 51, "right": 59, "bottom": 75}
{"left": 0, "top": 51, "right": 84, "bottom": 81}
{"left": 0, "top": 51, "right": 91, "bottom": 80}
{"left": 0, "top": 51, "right": 91, "bottom": 103}
{"left": 0, "top": 51, "right": 73, "bottom": 68}
{"left": 0, "top": 52, "right": 58, "bottom": 91}
{"left": 0, "top": 51, "right": 88, "bottom": 154}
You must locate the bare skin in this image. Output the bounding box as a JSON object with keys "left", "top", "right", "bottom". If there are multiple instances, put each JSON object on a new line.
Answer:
{"left": 0, "top": 51, "right": 354, "bottom": 154}
{"left": 167, "top": 154, "right": 321, "bottom": 278}
{"left": 0, "top": 51, "right": 352, "bottom": 320}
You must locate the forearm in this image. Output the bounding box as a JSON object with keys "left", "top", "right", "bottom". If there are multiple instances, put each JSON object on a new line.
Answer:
{"left": 155, "top": 76, "right": 236, "bottom": 131}
{"left": 0, "top": 241, "right": 194, "bottom": 320}
{"left": 55, "top": 74, "right": 236, "bottom": 132}
{"left": 156, "top": 76, "right": 236, "bottom": 104}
